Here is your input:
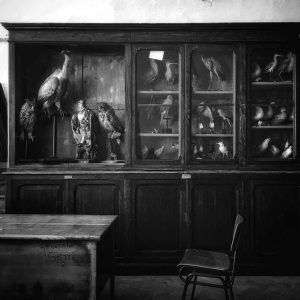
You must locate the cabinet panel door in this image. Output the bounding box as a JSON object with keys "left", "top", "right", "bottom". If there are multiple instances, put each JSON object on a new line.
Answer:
{"left": 251, "top": 179, "right": 300, "bottom": 265}
{"left": 132, "top": 180, "right": 184, "bottom": 253}
{"left": 11, "top": 180, "right": 64, "bottom": 213}
{"left": 190, "top": 179, "right": 239, "bottom": 250}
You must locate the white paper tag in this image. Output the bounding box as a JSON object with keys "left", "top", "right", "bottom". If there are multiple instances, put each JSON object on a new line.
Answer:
{"left": 149, "top": 51, "right": 164, "bottom": 61}
{"left": 181, "top": 173, "right": 191, "bottom": 180}
{"left": 64, "top": 175, "right": 73, "bottom": 179}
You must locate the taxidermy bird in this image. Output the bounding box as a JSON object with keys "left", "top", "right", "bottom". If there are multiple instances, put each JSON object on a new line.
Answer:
{"left": 258, "top": 137, "right": 271, "bottom": 153}
{"left": 37, "top": 50, "right": 71, "bottom": 118}
{"left": 217, "top": 141, "right": 228, "bottom": 158}
{"left": 270, "top": 145, "right": 280, "bottom": 157}
{"left": 154, "top": 145, "right": 164, "bottom": 159}
{"left": 160, "top": 95, "right": 173, "bottom": 126}
{"left": 272, "top": 107, "right": 287, "bottom": 125}
{"left": 263, "top": 102, "right": 275, "bottom": 124}
{"left": 252, "top": 105, "right": 264, "bottom": 124}
{"left": 19, "top": 98, "right": 36, "bottom": 141}
{"left": 165, "top": 62, "right": 178, "bottom": 89}
{"left": 197, "top": 102, "right": 214, "bottom": 133}
{"left": 264, "top": 54, "right": 283, "bottom": 81}
{"left": 281, "top": 145, "right": 292, "bottom": 159}
{"left": 201, "top": 55, "right": 225, "bottom": 90}
{"left": 217, "top": 108, "right": 232, "bottom": 127}
{"left": 276, "top": 52, "right": 294, "bottom": 81}
{"left": 143, "top": 58, "right": 159, "bottom": 88}
{"left": 251, "top": 62, "right": 262, "bottom": 82}
{"left": 97, "top": 102, "right": 124, "bottom": 160}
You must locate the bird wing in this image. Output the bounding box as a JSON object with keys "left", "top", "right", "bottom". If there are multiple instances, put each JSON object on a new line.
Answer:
{"left": 37, "top": 75, "right": 59, "bottom": 104}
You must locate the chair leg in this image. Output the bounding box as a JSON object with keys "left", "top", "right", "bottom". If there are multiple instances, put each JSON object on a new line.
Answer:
{"left": 229, "top": 287, "right": 234, "bottom": 300}
{"left": 182, "top": 274, "right": 193, "bottom": 300}
{"left": 191, "top": 275, "right": 197, "bottom": 300}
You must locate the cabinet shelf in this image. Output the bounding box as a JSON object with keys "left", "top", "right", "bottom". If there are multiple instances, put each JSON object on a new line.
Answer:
{"left": 193, "top": 91, "right": 233, "bottom": 95}
{"left": 251, "top": 81, "right": 293, "bottom": 87}
{"left": 251, "top": 125, "right": 293, "bottom": 129}
{"left": 138, "top": 133, "right": 179, "bottom": 137}
{"left": 137, "top": 104, "right": 177, "bottom": 107}
{"left": 193, "top": 134, "right": 233, "bottom": 137}
{"left": 138, "top": 91, "right": 179, "bottom": 95}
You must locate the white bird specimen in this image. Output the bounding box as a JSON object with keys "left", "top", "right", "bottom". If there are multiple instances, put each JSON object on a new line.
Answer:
{"left": 154, "top": 145, "right": 165, "bottom": 159}
{"left": 276, "top": 52, "right": 294, "bottom": 81}
{"left": 252, "top": 106, "right": 264, "bottom": 123}
{"left": 281, "top": 145, "right": 292, "bottom": 159}
{"left": 264, "top": 54, "right": 283, "bottom": 81}
{"left": 217, "top": 141, "right": 228, "bottom": 158}
{"left": 270, "top": 145, "right": 280, "bottom": 157}
{"left": 217, "top": 108, "right": 232, "bottom": 127}
{"left": 272, "top": 107, "right": 287, "bottom": 125}
{"left": 251, "top": 62, "right": 262, "bottom": 82}
{"left": 258, "top": 137, "right": 271, "bottom": 153}
{"left": 165, "top": 62, "right": 178, "bottom": 89}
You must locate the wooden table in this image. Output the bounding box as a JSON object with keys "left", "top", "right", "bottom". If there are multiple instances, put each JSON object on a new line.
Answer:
{"left": 0, "top": 214, "right": 117, "bottom": 300}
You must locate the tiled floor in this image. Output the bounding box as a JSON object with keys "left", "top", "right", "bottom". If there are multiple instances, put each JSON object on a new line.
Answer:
{"left": 101, "top": 276, "right": 300, "bottom": 300}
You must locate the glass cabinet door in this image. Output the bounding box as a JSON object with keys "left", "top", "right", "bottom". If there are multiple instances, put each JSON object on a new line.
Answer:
{"left": 135, "top": 47, "right": 182, "bottom": 162}
{"left": 189, "top": 45, "right": 236, "bottom": 161}
{"left": 249, "top": 47, "right": 296, "bottom": 161}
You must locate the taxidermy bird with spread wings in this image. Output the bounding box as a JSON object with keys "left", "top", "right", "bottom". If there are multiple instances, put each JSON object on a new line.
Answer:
{"left": 97, "top": 102, "right": 124, "bottom": 161}
{"left": 37, "top": 50, "right": 72, "bottom": 118}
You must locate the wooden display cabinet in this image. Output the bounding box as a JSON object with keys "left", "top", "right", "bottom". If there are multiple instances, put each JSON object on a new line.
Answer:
{"left": 2, "top": 23, "right": 300, "bottom": 274}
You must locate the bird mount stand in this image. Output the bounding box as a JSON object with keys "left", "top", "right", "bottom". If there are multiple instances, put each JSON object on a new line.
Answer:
{"left": 161, "top": 115, "right": 172, "bottom": 133}
{"left": 51, "top": 115, "right": 57, "bottom": 159}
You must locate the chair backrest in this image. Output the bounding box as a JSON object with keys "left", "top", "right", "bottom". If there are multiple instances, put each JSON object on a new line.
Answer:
{"left": 229, "top": 214, "right": 244, "bottom": 254}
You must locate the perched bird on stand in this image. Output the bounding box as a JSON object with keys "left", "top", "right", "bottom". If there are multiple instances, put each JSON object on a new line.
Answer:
{"left": 251, "top": 62, "right": 262, "bottom": 82}
{"left": 258, "top": 137, "right": 271, "bottom": 153}
{"left": 197, "top": 102, "right": 214, "bottom": 133}
{"left": 19, "top": 98, "right": 36, "bottom": 141}
{"left": 217, "top": 141, "right": 228, "bottom": 158}
{"left": 270, "top": 144, "right": 280, "bottom": 157}
{"left": 276, "top": 52, "right": 294, "bottom": 81}
{"left": 160, "top": 95, "right": 173, "bottom": 126}
{"left": 272, "top": 107, "right": 287, "bottom": 125}
{"left": 264, "top": 54, "right": 283, "bottom": 81}
{"left": 263, "top": 102, "right": 275, "bottom": 124}
{"left": 154, "top": 145, "right": 165, "bottom": 159}
{"left": 143, "top": 58, "right": 159, "bottom": 88}
{"left": 201, "top": 55, "right": 225, "bottom": 90}
{"left": 37, "top": 50, "right": 72, "bottom": 118}
{"left": 97, "top": 102, "right": 124, "bottom": 161}
{"left": 217, "top": 108, "right": 232, "bottom": 127}
{"left": 165, "top": 62, "right": 178, "bottom": 89}
{"left": 252, "top": 105, "right": 264, "bottom": 125}
{"left": 281, "top": 145, "right": 292, "bottom": 159}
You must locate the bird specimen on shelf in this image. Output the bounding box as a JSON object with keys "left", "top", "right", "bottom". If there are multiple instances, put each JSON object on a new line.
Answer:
{"left": 165, "top": 62, "right": 178, "bottom": 89}
{"left": 19, "top": 98, "right": 36, "bottom": 141}
{"left": 37, "top": 50, "right": 72, "bottom": 118}
{"left": 258, "top": 137, "right": 271, "bottom": 153}
{"left": 201, "top": 55, "right": 225, "bottom": 90}
{"left": 217, "top": 141, "right": 229, "bottom": 159}
{"left": 97, "top": 102, "right": 124, "bottom": 161}
{"left": 251, "top": 62, "right": 262, "bottom": 82}
{"left": 276, "top": 52, "right": 294, "bottom": 81}
{"left": 160, "top": 95, "right": 173, "bottom": 126}
{"left": 272, "top": 107, "right": 287, "bottom": 125}
{"left": 289, "top": 107, "right": 294, "bottom": 122}
{"left": 270, "top": 144, "right": 280, "bottom": 157}
{"left": 154, "top": 145, "right": 165, "bottom": 159}
{"left": 252, "top": 105, "right": 264, "bottom": 124}
{"left": 264, "top": 53, "right": 283, "bottom": 81}
{"left": 281, "top": 145, "right": 292, "bottom": 159}
{"left": 192, "top": 73, "right": 201, "bottom": 92}
{"left": 263, "top": 102, "right": 275, "bottom": 124}
{"left": 196, "top": 102, "right": 214, "bottom": 133}
{"left": 217, "top": 108, "right": 232, "bottom": 127}
{"left": 143, "top": 58, "right": 159, "bottom": 89}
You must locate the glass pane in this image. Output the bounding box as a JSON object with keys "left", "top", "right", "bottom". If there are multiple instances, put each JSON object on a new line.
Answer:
{"left": 250, "top": 48, "right": 295, "bottom": 160}
{"left": 190, "top": 45, "right": 236, "bottom": 161}
{"left": 136, "top": 49, "right": 181, "bottom": 161}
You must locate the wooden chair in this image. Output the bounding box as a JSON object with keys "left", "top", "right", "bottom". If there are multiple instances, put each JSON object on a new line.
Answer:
{"left": 177, "top": 214, "right": 243, "bottom": 300}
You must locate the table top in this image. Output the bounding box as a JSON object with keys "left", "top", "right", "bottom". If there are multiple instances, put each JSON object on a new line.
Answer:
{"left": 0, "top": 214, "right": 117, "bottom": 241}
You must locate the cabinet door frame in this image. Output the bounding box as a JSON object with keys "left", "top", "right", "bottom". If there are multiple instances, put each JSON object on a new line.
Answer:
{"left": 185, "top": 43, "right": 242, "bottom": 166}
{"left": 131, "top": 44, "right": 185, "bottom": 166}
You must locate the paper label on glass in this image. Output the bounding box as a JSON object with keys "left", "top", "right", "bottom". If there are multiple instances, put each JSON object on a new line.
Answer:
{"left": 149, "top": 51, "right": 164, "bottom": 61}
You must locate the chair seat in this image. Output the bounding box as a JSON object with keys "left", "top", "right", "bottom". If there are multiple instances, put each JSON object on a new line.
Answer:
{"left": 177, "top": 249, "right": 231, "bottom": 273}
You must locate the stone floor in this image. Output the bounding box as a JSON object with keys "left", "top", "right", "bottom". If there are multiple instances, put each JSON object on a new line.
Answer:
{"left": 101, "top": 276, "right": 300, "bottom": 300}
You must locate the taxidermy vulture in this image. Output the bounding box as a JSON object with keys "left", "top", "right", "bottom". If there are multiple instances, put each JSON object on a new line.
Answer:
{"left": 37, "top": 50, "right": 72, "bottom": 118}
{"left": 97, "top": 102, "right": 124, "bottom": 160}
{"left": 19, "top": 98, "right": 36, "bottom": 141}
